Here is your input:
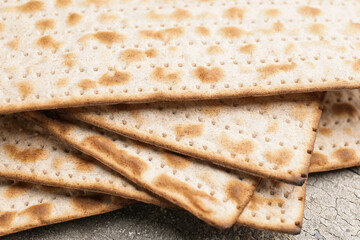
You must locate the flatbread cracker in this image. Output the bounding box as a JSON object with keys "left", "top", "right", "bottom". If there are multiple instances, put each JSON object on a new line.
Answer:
{"left": 238, "top": 179, "right": 306, "bottom": 234}
{"left": 0, "top": 114, "right": 164, "bottom": 206}
{"left": 0, "top": 178, "right": 131, "bottom": 237}
{"left": 310, "top": 89, "right": 360, "bottom": 173}
{"left": 1, "top": 1, "right": 360, "bottom": 113}
{"left": 21, "top": 111, "right": 259, "bottom": 229}
{"left": 67, "top": 94, "right": 322, "bottom": 185}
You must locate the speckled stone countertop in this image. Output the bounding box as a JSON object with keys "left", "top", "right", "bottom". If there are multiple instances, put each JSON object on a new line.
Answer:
{"left": 3, "top": 168, "right": 359, "bottom": 240}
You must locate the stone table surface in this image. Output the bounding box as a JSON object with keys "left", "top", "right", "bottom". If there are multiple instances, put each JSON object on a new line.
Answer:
{"left": 3, "top": 168, "right": 360, "bottom": 240}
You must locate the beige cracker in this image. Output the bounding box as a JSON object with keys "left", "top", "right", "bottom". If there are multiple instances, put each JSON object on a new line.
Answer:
{"left": 0, "top": 114, "right": 164, "bottom": 206}
{"left": 310, "top": 89, "right": 360, "bottom": 173}
{"left": 0, "top": 178, "right": 131, "bottom": 237}
{"left": 1, "top": 1, "right": 360, "bottom": 113}
{"left": 67, "top": 94, "right": 322, "bottom": 185}
{"left": 21, "top": 111, "right": 259, "bottom": 229}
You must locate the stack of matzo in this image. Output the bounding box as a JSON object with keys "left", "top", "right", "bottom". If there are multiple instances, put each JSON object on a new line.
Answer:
{"left": 0, "top": 0, "right": 359, "bottom": 237}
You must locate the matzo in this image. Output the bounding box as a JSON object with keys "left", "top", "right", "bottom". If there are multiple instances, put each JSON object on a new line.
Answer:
{"left": 0, "top": 114, "right": 164, "bottom": 206}
{"left": 68, "top": 94, "right": 322, "bottom": 185}
{"left": 0, "top": 1, "right": 360, "bottom": 113}
{"left": 21, "top": 111, "right": 259, "bottom": 229}
{"left": 310, "top": 89, "right": 360, "bottom": 173}
{"left": 0, "top": 178, "right": 132, "bottom": 237}
{"left": 238, "top": 179, "right": 306, "bottom": 234}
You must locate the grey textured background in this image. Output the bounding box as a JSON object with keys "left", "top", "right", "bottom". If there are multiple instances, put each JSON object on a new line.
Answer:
{"left": 3, "top": 168, "right": 359, "bottom": 240}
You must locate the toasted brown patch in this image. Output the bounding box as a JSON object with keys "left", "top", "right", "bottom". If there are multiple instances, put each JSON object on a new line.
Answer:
{"left": 67, "top": 13, "right": 83, "bottom": 26}
{"left": 56, "top": 78, "right": 68, "bottom": 88}
{"left": 63, "top": 53, "right": 76, "bottom": 68}
{"left": 331, "top": 103, "right": 358, "bottom": 117}
{"left": 219, "top": 27, "right": 246, "bottom": 38}
{"left": 36, "top": 35, "right": 62, "bottom": 50}
{"left": 140, "top": 27, "right": 184, "bottom": 42}
{"left": 81, "top": 136, "right": 149, "bottom": 176}
{"left": 347, "top": 22, "right": 360, "bottom": 34}
{"left": 52, "top": 157, "right": 63, "bottom": 170}
{"left": 0, "top": 212, "right": 16, "bottom": 229}
{"left": 264, "top": 9, "right": 281, "bottom": 18}
{"left": 78, "top": 79, "right": 97, "bottom": 90}
{"left": 84, "top": 0, "right": 110, "bottom": 6}
{"left": 265, "top": 148, "right": 293, "bottom": 166}
{"left": 67, "top": 153, "right": 94, "bottom": 172}
{"left": 98, "top": 13, "right": 119, "bottom": 22}
{"left": 267, "top": 122, "right": 278, "bottom": 133}
{"left": 17, "top": 81, "right": 33, "bottom": 98}
{"left": 310, "top": 153, "right": 328, "bottom": 167}
{"left": 3, "top": 145, "right": 48, "bottom": 163}
{"left": 7, "top": 39, "right": 20, "bottom": 50}
{"left": 120, "top": 49, "right": 146, "bottom": 64}
{"left": 319, "top": 128, "right": 333, "bottom": 137}
{"left": 148, "top": 9, "right": 192, "bottom": 20}
{"left": 298, "top": 6, "right": 322, "bottom": 17}
{"left": 22, "top": 203, "right": 53, "bottom": 223}
{"left": 291, "top": 105, "right": 309, "bottom": 121}
{"left": 207, "top": 45, "right": 223, "bottom": 55}
{"left": 285, "top": 42, "right": 296, "bottom": 54}
{"left": 352, "top": 59, "right": 360, "bottom": 72}
{"left": 153, "top": 174, "right": 217, "bottom": 214}
{"left": 36, "top": 19, "right": 56, "bottom": 31}
{"left": 72, "top": 195, "right": 107, "bottom": 212}
{"left": 93, "top": 32, "right": 125, "bottom": 44}
{"left": 174, "top": 124, "right": 204, "bottom": 138}
{"left": 16, "top": 1, "right": 45, "bottom": 13}
{"left": 194, "top": 66, "right": 224, "bottom": 83}
{"left": 247, "top": 194, "right": 284, "bottom": 211}
{"left": 195, "top": 26, "right": 211, "bottom": 36}
{"left": 0, "top": 23, "right": 5, "bottom": 33}
{"left": 333, "top": 148, "right": 357, "bottom": 163}
{"left": 145, "top": 48, "right": 157, "bottom": 58}
{"left": 226, "top": 180, "right": 253, "bottom": 206}
{"left": 162, "top": 152, "right": 191, "bottom": 169}
{"left": 308, "top": 23, "right": 326, "bottom": 35}
{"left": 239, "top": 44, "right": 256, "bottom": 54}
{"left": 223, "top": 7, "right": 245, "bottom": 20}
{"left": 56, "top": 0, "right": 72, "bottom": 7}
{"left": 201, "top": 105, "right": 222, "bottom": 117}
{"left": 220, "top": 133, "right": 256, "bottom": 155}
{"left": 151, "top": 67, "right": 182, "bottom": 83}
{"left": 4, "top": 182, "right": 31, "bottom": 199}
{"left": 257, "top": 62, "right": 297, "bottom": 79}
{"left": 98, "top": 71, "right": 131, "bottom": 86}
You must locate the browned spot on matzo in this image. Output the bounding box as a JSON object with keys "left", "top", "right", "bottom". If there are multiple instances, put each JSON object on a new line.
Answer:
{"left": 36, "top": 35, "right": 62, "bottom": 50}
{"left": 331, "top": 103, "right": 358, "bottom": 117}
{"left": 194, "top": 66, "right": 224, "bottom": 83}
{"left": 162, "top": 152, "right": 192, "bottom": 169}
{"left": 333, "top": 148, "right": 357, "bottom": 162}
{"left": 265, "top": 148, "right": 293, "bottom": 166}
{"left": 246, "top": 194, "right": 284, "bottom": 211}
{"left": 226, "top": 180, "right": 254, "bottom": 206}
{"left": 67, "top": 13, "right": 83, "bottom": 26}
{"left": 219, "top": 27, "right": 246, "bottom": 38}
{"left": 310, "top": 153, "right": 328, "bottom": 168}
{"left": 93, "top": 32, "right": 125, "bottom": 44}
{"left": 22, "top": 203, "right": 53, "bottom": 223}
{"left": 267, "top": 122, "right": 278, "bottom": 133}
{"left": 153, "top": 174, "right": 217, "bottom": 214}
{"left": 264, "top": 9, "right": 281, "bottom": 18}
{"left": 145, "top": 48, "right": 157, "bottom": 58}
{"left": 223, "top": 7, "right": 245, "bottom": 20}
{"left": 151, "top": 67, "right": 182, "bottom": 83}
{"left": 98, "top": 71, "right": 131, "bottom": 86}
{"left": 78, "top": 79, "right": 97, "bottom": 90}
{"left": 7, "top": 38, "right": 20, "bottom": 50}
{"left": 319, "top": 127, "right": 333, "bottom": 137}
{"left": 220, "top": 133, "right": 256, "bottom": 155}
{"left": 15, "top": 1, "right": 45, "bottom": 13}
{"left": 120, "top": 49, "right": 146, "bottom": 64}
{"left": 148, "top": 9, "right": 192, "bottom": 20}
{"left": 0, "top": 23, "right": 5, "bottom": 33}
{"left": 0, "top": 212, "right": 16, "bottom": 229}
{"left": 298, "top": 6, "right": 322, "bottom": 17}
{"left": 195, "top": 26, "right": 211, "bottom": 36}
{"left": 67, "top": 153, "right": 94, "bottom": 172}
{"left": 3, "top": 145, "right": 48, "bottom": 163}
{"left": 71, "top": 195, "right": 107, "bottom": 212}
{"left": 207, "top": 46, "right": 223, "bottom": 54}
{"left": 56, "top": 0, "right": 72, "bottom": 8}
{"left": 16, "top": 81, "right": 33, "bottom": 98}
{"left": 174, "top": 124, "right": 204, "bottom": 138}
{"left": 239, "top": 44, "right": 256, "bottom": 54}
{"left": 257, "top": 62, "right": 297, "bottom": 79}
{"left": 140, "top": 27, "right": 184, "bottom": 42}
{"left": 4, "top": 182, "right": 31, "bottom": 199}
{"left": 36, "top": 19, "right": 56, "bottom": 31}
{"left": 352, "top": 59, "right": 360, "bottom": 72}
{"left": 98, "top": 13, "right": 119, "bottom": 22}
{"left": 84, "top": 0, "right": 111, "bottom": 6}
{"left": 308, "top": 23, "right": 326, "bottom": 35}
{"left": 63, "top": 53, "right": 76, "bottom": 68}
{"left": 81, "top": 136, "right": 149, "bottom": 176}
